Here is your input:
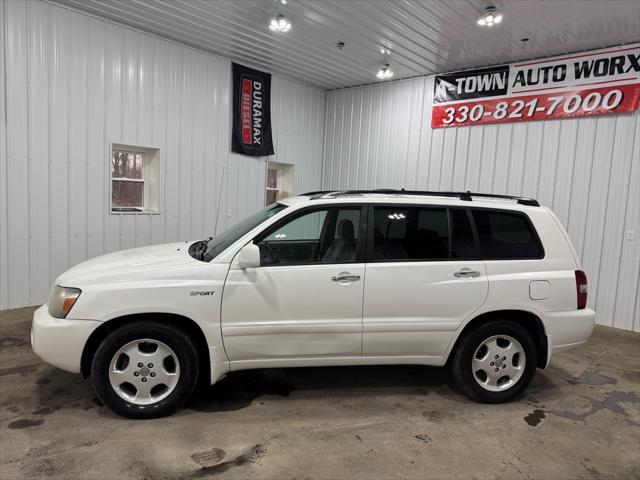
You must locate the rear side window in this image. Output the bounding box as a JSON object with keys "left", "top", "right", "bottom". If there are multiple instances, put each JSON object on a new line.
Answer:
{"left": 373, "top": 207, "right": 448, "bottom": 260}
{"left": 450, "top": 209, "right": 477, "bottom": 259}
{"left": 472, "top": 210, "right": 543, "bottom": 259}
{"left": 371, "top": 207, "right": 478, "bottom": 261}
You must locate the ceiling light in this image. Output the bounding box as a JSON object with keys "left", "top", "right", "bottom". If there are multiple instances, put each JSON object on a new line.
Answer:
{"left": 269, "top": 14, "right": 291, "bottom": 32}
{"left": 376, "top": 64, "right": 394, "bottom": 80}
{"left": 477, "top": 6, "right": 502, "bottom": 27}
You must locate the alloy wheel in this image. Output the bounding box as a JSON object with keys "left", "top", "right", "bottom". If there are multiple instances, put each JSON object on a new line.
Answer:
{"left": 471, "top": 334, "right": 526, "bottom": 392}
{"left": 108, "top": 339, "right": 180, "bottom": 405}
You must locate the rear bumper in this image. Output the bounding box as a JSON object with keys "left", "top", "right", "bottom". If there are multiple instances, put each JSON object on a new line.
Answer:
{"left": 31, "top": 305, "right": 102, "bottom": 374}
{"left": 543, "top": 308, "right": 596, "bottom": 366}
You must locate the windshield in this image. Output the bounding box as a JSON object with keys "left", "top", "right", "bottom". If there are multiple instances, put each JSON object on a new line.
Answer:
{"left": 201, "top": 203, "right": 288, "bottom": 262}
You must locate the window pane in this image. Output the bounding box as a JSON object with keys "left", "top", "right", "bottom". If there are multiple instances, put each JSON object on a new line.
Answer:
{"left": 418, "top": 209, "right": 448, "bottom": 237}
{"left": 267, "top": 168, "right": 278, "bottom": 189}
{"left": 334, "top": 209, "right": 360, "bottom": 239}
{"left": 473, "top": 210, "right": 543, "bottom": 259}
{"left": 112, "top": 151, "right": 143, "bottom": 179}
{"left": 259, "top": 208, "right": 360, "bottom": 265}
{"left": 112, "top": 180, "right": 143, "bottom": 208}
{"left": 265, "top": 210, "right": 327, "bottom": 241}
{"left": 266, "top": 189, "right": 278, "bottom": 205}
{"left": 322, "top": 209, "right": 360, "bottom": 262}
{"left": 373, "top": 207, "right": 449, "bottom": 260}
{"left": 450, "top": 209, "right": 478, "bottom": 259}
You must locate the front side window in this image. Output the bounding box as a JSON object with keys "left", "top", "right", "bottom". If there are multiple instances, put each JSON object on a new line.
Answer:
{"left": 472, "top": 210, "right": 543, "bottom": 259}
{"left": 257, "top": 207, "right": 361, "bottom": 266}
{"left": 202, "top": 203, "right": 288, "bottom": 262}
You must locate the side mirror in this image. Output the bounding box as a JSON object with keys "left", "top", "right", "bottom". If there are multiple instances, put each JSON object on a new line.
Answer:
{"left": 237, "top": 243, "right": 261, "bottom": 269}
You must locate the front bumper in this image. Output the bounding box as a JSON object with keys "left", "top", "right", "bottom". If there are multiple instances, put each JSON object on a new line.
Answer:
{"left": 31, "top": 305, "right": 102, "bottom": 374}
{"left": 543, "top": 308, "right": 596, "bottom": 365}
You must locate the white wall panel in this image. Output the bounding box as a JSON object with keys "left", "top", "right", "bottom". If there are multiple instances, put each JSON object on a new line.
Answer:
{"left": 0, "top": 0, "right": 7, "bottom": 309}
{"left": 323, "top": 76, "right": 640, "bottom": 331}
{"left": 0, "top": 0, "right": 325, "bottom": 309}
{"left": 271, "top": 78, "right": 326, "bottom": 194}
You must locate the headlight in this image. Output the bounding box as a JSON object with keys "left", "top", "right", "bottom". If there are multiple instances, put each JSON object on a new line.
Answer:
{"left": 48, "top": 286, "right": 82, "bottom": 318}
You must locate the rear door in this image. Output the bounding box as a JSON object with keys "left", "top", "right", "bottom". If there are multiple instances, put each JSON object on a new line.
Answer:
{"left": 362, "top": 205, "right": 488, "bottom": 358}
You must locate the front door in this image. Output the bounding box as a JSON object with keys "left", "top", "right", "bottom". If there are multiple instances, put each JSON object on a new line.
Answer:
{"left": 362, "top": 205, "right": 488, "bottom": 359}
{"left": 221, "top": 205, "right": 366, "bottom": 364}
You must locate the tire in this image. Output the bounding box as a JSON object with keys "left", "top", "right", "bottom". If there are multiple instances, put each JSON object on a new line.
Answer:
{"left": 91, "top": 321, "right": 199, "bottom": 419}
{"left": 452, "top": 320, "right": 537, "bottom": 403}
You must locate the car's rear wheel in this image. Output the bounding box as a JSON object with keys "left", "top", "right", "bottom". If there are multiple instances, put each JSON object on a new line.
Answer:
{"left": 91, "top": 321, "right": 199, "bottom": 418}
{"left": 452, "top": 320, "right": 537, "bottom": 403}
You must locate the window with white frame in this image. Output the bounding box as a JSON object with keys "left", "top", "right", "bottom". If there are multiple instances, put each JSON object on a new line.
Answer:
{"left": 266, "top": 167, "right": 280, "bottom": 205}
{"left": 111, "top": 144, "right": 160, "bottom": 213}
{"left": 266, "top": 161, "right": 294, "bottom": 205}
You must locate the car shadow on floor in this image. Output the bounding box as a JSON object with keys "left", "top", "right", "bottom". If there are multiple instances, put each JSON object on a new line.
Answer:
{"left": 28, "top": 363, "right": 564, "bottom": 418}
{"left": 186, "top": 364, "right": 462, "bottom": 413}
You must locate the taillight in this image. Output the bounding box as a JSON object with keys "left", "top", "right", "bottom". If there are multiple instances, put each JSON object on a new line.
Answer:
{"left": 575, "top": 270, "right": 588, "bottom": 309}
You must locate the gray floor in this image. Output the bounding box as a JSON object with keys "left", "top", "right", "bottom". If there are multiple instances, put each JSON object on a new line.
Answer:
{"left": 1, "top": 307, "right": 639, "bottom": 480}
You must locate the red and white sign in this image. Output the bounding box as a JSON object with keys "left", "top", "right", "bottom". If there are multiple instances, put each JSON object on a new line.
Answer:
{"left": 241, "top": 79, "right": 253, "bottom": 144}
{"left": 431, "top": 43, "right": 640, "bottom": 128}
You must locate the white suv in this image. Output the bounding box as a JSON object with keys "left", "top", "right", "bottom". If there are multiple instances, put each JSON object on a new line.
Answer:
{"left": 31, "top": 190, "right": 595, "bottom": 418}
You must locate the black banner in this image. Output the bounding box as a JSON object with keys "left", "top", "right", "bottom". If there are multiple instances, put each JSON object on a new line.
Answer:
{"left": 231, "top": 63, "right": 274, "bottom": 156}
{"left": 433, "top": 65, "right": 509, "bottom": 104}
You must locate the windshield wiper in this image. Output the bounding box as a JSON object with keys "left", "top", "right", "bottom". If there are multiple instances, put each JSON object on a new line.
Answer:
{"left": 196, "top": 237, "right": 212, "bottom": 260}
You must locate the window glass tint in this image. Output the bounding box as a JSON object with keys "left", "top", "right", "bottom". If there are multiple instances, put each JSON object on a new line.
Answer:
{"left": 334, "top": 209, "right": 360, "bottom": 239}
{"left": 373, "top": 207, "right": 449, "bottom": 260}
{"left": 450, "top": 209, "right": 477, "bottom": 259}
{"left": 473, "top": 210, "right": 543, "bottom": 259}
{"left": 265, "top": 210, "right": 326, "bottom": 241}
{"left": 418, "top": 210, "right": 448, "bottom": 237}
{"left": 259, "top": 208, "right": 360, "bottom": 265}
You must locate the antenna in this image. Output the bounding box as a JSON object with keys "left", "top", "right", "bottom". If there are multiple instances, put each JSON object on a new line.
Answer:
{"left": 213, "top": 165, "right": 226, "bottom": 237}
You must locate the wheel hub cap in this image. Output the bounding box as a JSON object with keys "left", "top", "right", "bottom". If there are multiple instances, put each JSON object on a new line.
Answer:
{"left": 472, "top": 334, "right": 526, "bottom": 392}
{"left": 108, "top": 339, "right": 180, "bottom": 406}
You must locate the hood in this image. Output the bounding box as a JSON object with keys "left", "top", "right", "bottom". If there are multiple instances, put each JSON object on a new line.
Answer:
{"left": 55, "top": 242, "right": 201, "bottom": 287}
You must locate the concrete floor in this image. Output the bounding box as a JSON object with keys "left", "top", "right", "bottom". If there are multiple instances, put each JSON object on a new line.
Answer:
{"left": 1, "top": 307, "right": 639, "bottom": 480}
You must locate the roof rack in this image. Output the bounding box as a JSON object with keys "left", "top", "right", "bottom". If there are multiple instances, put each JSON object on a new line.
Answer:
{"left": 301, "top": 189, "right": 540, "bottom": 207}
{"left": 300, "top": 190, "right": 333, "bottom": 196}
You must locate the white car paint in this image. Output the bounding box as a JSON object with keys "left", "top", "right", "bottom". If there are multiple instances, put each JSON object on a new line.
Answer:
{"left": 31, "top": 193, "right": 596, "bottom": 385}
{"left": 362, "top": 259, "right": 488, "bottom": 358}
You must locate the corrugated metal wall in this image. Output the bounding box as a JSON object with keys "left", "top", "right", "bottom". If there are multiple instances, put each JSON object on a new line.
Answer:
{"left": 0, "top": 0, "right": 325, "bottom": 309}
{"left": 323, "top": 77, "right": 640, "bottom": 331}
{"left": 2, "top": 0, "right": 637, "bottom": 332}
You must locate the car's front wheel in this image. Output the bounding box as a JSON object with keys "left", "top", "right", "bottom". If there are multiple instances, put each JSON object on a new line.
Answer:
{"left": 452, "top": 320, "right": 537, "bottom": 403}
{"left": 91, "top": 321, "right": 199, "bottom": 419}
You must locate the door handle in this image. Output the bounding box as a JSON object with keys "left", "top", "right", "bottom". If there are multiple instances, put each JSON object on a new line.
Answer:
{"left": 454, "top": 268, "right": 481, "bottom": 278}
{"left": 332, "top": 272, "right": 361, "bottom": 282}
